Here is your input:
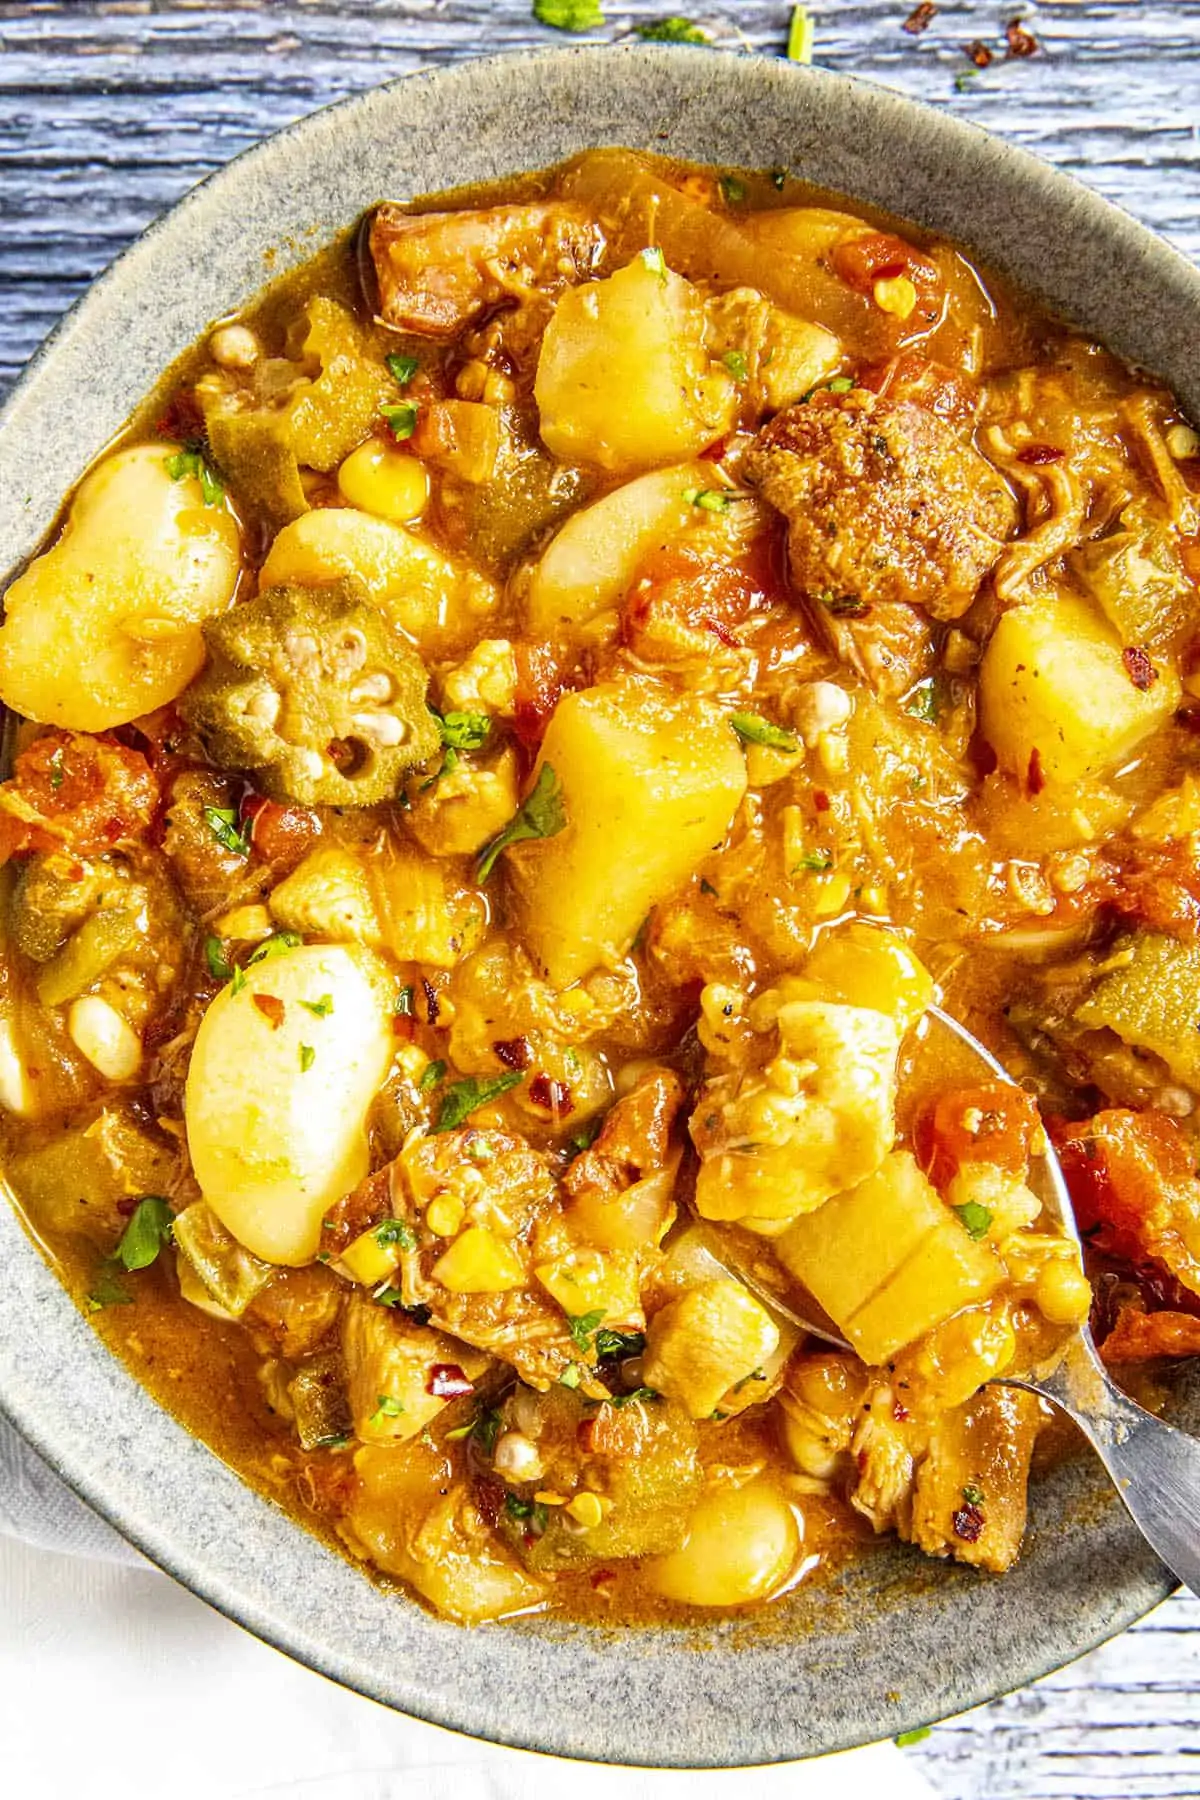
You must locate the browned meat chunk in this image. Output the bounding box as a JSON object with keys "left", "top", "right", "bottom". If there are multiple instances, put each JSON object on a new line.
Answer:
{"left": 564, "top": 1067, "right": 684, "bottom": 1205}
{"left": 744, "top": 389, "right": 1017, "bottom": 624}
{"left": 369, "top": 203, "right": 603, "bottom": 337}
{"left": 907, "top": 1386, "right": 1042, "bottom": 1573}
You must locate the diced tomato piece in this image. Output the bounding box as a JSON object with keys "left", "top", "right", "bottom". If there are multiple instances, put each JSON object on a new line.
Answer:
{"left": 1055, "top": 1109, "right": 1200, "bottom": 1287}
{"left": 830, "top": 231, "right": 941, "bottom": 300}
{"left": 0, "top": 730, "right": 158, "bottom": 864}
{"left": 915, "top": 1082, "right": 1041, "bottom": 1188}
{"left": 513, "top": 641, "right": 575, "bottom": 753}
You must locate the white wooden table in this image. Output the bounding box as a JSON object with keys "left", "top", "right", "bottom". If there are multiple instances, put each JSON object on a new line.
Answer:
{"left": 2, "top": 3, "right": 1199, "bottom": 1793}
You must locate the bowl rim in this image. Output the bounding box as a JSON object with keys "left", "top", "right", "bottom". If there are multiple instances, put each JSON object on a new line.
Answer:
{"left": 0, "top": 41, "right": 1192, "bottom": 1768}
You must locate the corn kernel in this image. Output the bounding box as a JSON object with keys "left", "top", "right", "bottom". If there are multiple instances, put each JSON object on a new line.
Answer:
{"left": 68, "top": 996, "right": 141, "bottom": 1082}
{"left": 1166, "top": 423, "right": 1200, "bottom": 461}
{"left": 1035, "top": 1256, "right": 1093, "bottom": 1326}
{"left": 341, "top": 1225, "right": 402, "bottom": 1286}
{"left": 431, "top": 1225, "right": 525, "bottom": 1293}
{"left": 212, "top": 902, "right": 274, "bottom": 943}
{"left": 811, "top": 870, "right": 852, "bottom": 917}
{"left": 565, "top": 1491, "right": 605, "bottom": 1529}
{"left": 873, "top": 274, "right": 918, "bottom": 320}
{"left": 426, "top": 1195, "right": 466, "bottom": 1239}
{"left": 337, "top": 439, "right": 429, "bottom": 523}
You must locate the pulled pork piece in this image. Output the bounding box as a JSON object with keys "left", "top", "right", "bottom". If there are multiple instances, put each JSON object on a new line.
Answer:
{"left": 744, "top": 388, "right": 1017, "bottom": 631}
{"left": 564, "top": 1068, "right": 684, "bottom": 1204}
{"left": 246, "top": 1264, "right": 343, "bottom": 1360}
{"left": 905, "top": 1386, "right": 1042, "bottom": 1573}
{"left": 850, "top": 1380, "right": 1042, "bottom": 1572}
{"left": 1057, "top": 1108, "right": 1200, "bottom": 1299}
{"left": 0, "top": 730, "right": 158, "bottom": 864}
{"left": 369, "top": 202, "right": 603, "bottom": 336}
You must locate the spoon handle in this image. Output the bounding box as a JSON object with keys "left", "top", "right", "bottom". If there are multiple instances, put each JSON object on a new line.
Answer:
{"left": 1025, "top": 1346, "right": 1200, "bottom": 1597}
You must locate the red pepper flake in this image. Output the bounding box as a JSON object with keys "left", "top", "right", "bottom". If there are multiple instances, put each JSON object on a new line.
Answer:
{"left": 493, "top": 1036, "right": 533, "bottom": 1071}
{"left": 813, "top": 789, "right": 831, "bottom": 813}
{"left": 1122, "top": 646, "right": 1158, "bottom": 692}
{"left": 1016, "top": 442, "right": 1064, "bottom": 465}
{"left": 952, "top": 1502, "right": 986, "bottom": 1543}
{"left": 528, "top": 1074, "right": 573, "bottom": 1116}
{"left": 1027, "top": 746, "right": 1046, "bottom": 796}
{"left": 702, "top": 614, "right": 741, "bottom": 649}
{"left": 426, "top": 1363, "right": 474, "bottom": 1400}
{"left": 965, "top": 40, "right": 994, "bottom": 67}
{"left": 903, "top": 3, "right": 937, "bottom": 34}
{"left": 252, "top": 993, "right": 285, "bottom": 1030}
{"left": 892, "top": 1401, "right": 911, "bottom": 1422}
{"left": 1005, "top": 18, "right": 1038, "bottom": 57}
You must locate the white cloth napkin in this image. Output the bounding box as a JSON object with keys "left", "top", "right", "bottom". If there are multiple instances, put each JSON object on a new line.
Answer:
{"left": 0, "top": 1415, "right": 937, "bottom": 1799}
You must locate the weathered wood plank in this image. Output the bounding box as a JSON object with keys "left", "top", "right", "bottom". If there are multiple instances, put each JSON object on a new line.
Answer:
{"left": 4, "top": 7, "right": 1200, "bottom": 1797}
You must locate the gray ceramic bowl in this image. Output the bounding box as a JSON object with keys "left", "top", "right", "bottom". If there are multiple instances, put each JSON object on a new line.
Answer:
{"left": 1, "top": 43, "right": 1198, "bottom": 1769}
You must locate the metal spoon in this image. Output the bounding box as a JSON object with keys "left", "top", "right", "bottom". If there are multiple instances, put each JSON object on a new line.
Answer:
{"left": 708, "top": 1003, "right": 1200, "bottom": 1595}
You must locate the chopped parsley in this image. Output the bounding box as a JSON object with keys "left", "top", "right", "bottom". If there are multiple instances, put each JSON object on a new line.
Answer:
{"left": 802, "top": 375, "right": 854, "bottom": 402}
{"left": 683, "top": 487, "right": 737, "bottom": 513}
{"left": 594, "top": 1327, "right": 646, "bottom": 1362}
{"left": 476, "top": 762, "right": 567, "bottom": 883}
{"left": 418, "top": 1059, "right": 447, "bottom": 1092}
{"left": 433, "top": 1071, "right": 522, "bottom": 1132}
{"left": 87, "top": 1264, "right": 133, "bottom": 1312}
{"left": 374, "top": 1219, "right": 418, "bottom": 1251}
{"left": 719, "top": 174, "right": 747, "bottom": 206}
{"left": 394, "top": 984, "right": 415, "bottom": 1017}
{"left": 48, "top": 747, "right": 65, "bottom": 791}
{"left": 385, "top": 352, "right": 419, "bottom": 386}
{"left": 371, "top": 1395, "right": 406, "bottom": 1424}
{"left": 566, "top": 1308, "right": 606, "bottom": 1352}
{"left": 895, "top": 1728, "right": 932, "bottom": 1748}
{"left": 230, "top": 966, "right": 247, "bottom": 997}
{"left": 559, "top": 1363, "right": 583, "bottom": 1389}
{"left": 204, "top": 935, "right": 234, "bottom": 982}
{"left": 639, "top": 245, "right": 667, "bottom": 281}
{"left": 568, "top": 1116, "right": 603, "bottom": 1155}
{"left": 961, "top": 1483, "right": 985, "bottom": 1506}
{"left": 905, "top": 677, "right": 946, "bottom": 725}
{"left": 437, "top": 709, "right": 491, "bottom": 751}
{"left": 794, "top": 850, "right": 833, "bottom": 872}
{"left": 247, "top": 931, "right": 302, "bottom": 965}
{"left": 820, "top": 590, "right": 871, "bottom": 619}
{"left": 722, "top": 349, "right": 749, "bottom": 381}
{"left": 731, "top": 712, "right": 799, "bottom": 752}
{"left": 635, "top": 16, "right": 709, "bottom": 42}
{"left": 469, "top": 1407, "right": 505, "bottom": 1453}
{"left": 114, "top": 1196, "right": 175, "bottom": 1272}
{"left": 379, "top": 401, "right": 418, "bottom": 441}
{"left": 505, "top": 1493, "right": 549, "bottom": 1532}
{"left": 533, "top": 0, "right": 604, "bottom": 30}
{"left": 165, "top": 445, "right": 224, "bottom": 507}
{"left": 786, "top": 4, "right": 814, "bottom": 63}
{"left": 299, "top": 1044, "right": 316, "bottom": 1072}
{"left": 202, "top": 805, "right": 251, "bottom": 858}
{"left": 300, "top": 994, "right": 334, "bottom": 1018}
{"left": 953, "top": 1201, "right": 993, "bottom": 1241}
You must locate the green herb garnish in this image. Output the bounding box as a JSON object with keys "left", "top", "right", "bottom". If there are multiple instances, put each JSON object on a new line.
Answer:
{"left": 683, "top": 487, "right": 737, "bottom": 513}
{"left": 533, "top": 0, "right": 604, "bottom": 30}
{"left": 299, "top": 1044, "right": 316, "bottom": 1072}
{"left": 566, "top": 1308, "right": 606, "bottom": 1352}
{"left": 379, "top": 401, "right": 418, "bottom": 441}
{"left": 438, "top": 709, "right": 491, "bottom": 751}
{"left": 371, "top": 1395, "right": 406, "bottom": 1424}
{"left": 731, "top": 711, "right": 799, "bottom": 752}
{"left": 394, "top": 984, "right": 415, "bottom": 1017}
{"left": 719, "top": 174, "right": 747, "bottom": 205}
{"left": 961, "top": 1483, "right": 985, "bottom": 1506}
{"left": 300, "top": 994, "right": 334, "bottom": 1018}
{"left": 594, "top": 1328, "right": 646, "bottom": 1362}
{"left": 434, "top": 1071, "right": 523, "bottom": 1132}
{"left": 204, "top": 935, "right": 234, "bottom": 981}
{"left": 639, "top": 245, "right": 667, "bottom": 281}
{"left": 905, "top": 677, "right": 946, "bottom": 725}
{"left": 559, "top": 1363, "right": 583, "bottom": 1389}
{"left": 786, "top": 5, "right": 814, "bottom": 63}
{"left": 722, "top": 349, "right": 749, "bottom": 381}
{"left": 202, "top": 805, "right": 251, "bottom": 858}
{"left": 569, "top": 1116, "right": 603, "bottom": 1156}
{"left": 246, "top": 931, "right": 302, "bottom": 966}
{"left": 419, "top": 1059, "right": 447, "bottom": 1092}
{"left": 895, "top": 1728, "right": 932, "bottom": 1748}
{"left": 476, "top": 763, "right": 567, "bottom": 882}
{"left": 635, "top": 16, "right": 708, "bottom": 42}
{"left": 48, "top": 747, "right": 65, "bottom": 791}
{"left": 165, "top": 446, "right": 224, "bottom": 507}
{"left": 794, "top": 850, "right": 833, "bottom": 872}
{"left": 386, "top": 352, "right": 419, "bottom": 386}
{"left": 230, "top": 966, "right": 247, "bottom": 997}
{"left": 374, "top": 1219, "right": 419, "bottom": 1251}
{"left": 820, "top": 590, "right": 871, "bottom": 619}
{"left": 114, "top": 1196, "right": 175, "bottom": 1272}
{"left": 505, "top": 1493, "right": 549, "bottom": 1532}
{"left": 953, "top": 1201, "right": 993, "bottom": 1241}
{"left": 87, "top": 1263, "right": 133, "bottom": 1312}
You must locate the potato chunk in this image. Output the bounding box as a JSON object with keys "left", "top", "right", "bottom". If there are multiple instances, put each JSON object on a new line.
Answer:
{"left": 980, "top": 594, "right": 1179, "bottom": 785}
{"left": 185, "top": 943, "right": 394, "bottom": 1265}
{"left": 535, "top": 255, "right": 736, "bottom": 473}
{"left": 642, "top": 1279, "right": 779, "bottom": 1420}
{"left": 526, "top": 462, "right": 711, "bottom": 635}
{"left": 776, "top": 1150, "right": 1004, "bottom": 1364}
{"left": 0, "top": 444, "right": 240, "bottom": 730}
{"left": 506, "top": 682, "right": 746, "bottom": 987}
{"left": 691, "top": 999, "right": 900, "bottom": 1224}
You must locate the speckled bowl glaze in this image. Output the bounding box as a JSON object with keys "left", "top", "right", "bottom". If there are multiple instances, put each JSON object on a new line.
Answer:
{"left": 1, "top": 44, "right": 1198, "bottom": 1768}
